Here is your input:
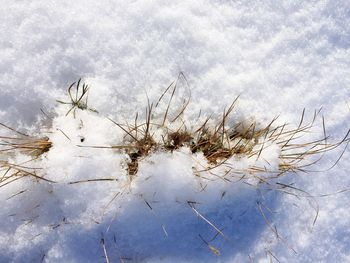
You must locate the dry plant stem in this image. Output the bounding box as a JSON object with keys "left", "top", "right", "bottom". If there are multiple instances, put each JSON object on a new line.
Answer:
{"left": 188, "top": 201, "right": 226, "bottom": 239}
{"left": 0, "top": 122, "right": 29, "bottom": 137}
{"left": 68, "top": 178, "right": 118, "bottom": 185}
{"left": 100, "top": 238, "right": 111, "bottom": 263}
{"left": 198, "top": 234, "right": 221, "bottom": 256}
{"left": 0, "top": 161, "right": 55, "bottom": 185}
{"left": 257, "top": 200, "right": 297, "bottom": 254}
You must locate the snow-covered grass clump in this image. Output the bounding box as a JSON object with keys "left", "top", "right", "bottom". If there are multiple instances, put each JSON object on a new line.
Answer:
{"left": 0, "top": 76, "right": 348, "bottom": 262}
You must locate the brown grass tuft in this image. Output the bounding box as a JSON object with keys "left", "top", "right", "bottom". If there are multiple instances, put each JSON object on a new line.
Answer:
{"left": 0, "top": 123, "right": 52, "bottom": 158}
{"left": 105, "top": 74, "right": 349, "bottom": 178}
{"left": 0, "top": 122, "right": 53, "bottom": 185}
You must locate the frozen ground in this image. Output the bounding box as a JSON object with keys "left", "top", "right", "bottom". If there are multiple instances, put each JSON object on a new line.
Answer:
{"left": 0, "top": 1, "right": 349, "bottom": 262}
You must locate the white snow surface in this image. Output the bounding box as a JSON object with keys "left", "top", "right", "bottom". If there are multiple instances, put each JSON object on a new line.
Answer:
{"left": 0, "top": 1, "right": 349, "bottom": 262}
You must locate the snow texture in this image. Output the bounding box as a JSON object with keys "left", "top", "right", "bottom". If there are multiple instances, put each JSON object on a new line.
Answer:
{"left": 0, "top": 1, "right": 349, "bottom": 262}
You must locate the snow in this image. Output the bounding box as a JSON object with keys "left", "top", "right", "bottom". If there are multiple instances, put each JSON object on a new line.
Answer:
{"left": 0, "top": 1, "right": 349, "bottom": 262}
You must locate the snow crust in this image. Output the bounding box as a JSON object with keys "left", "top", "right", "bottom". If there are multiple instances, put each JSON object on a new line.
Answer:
{"left": 0, "top": 1, "right": 349, "bottom": 262}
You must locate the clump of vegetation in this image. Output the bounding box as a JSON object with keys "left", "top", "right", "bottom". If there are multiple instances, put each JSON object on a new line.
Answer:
{"left": 105, "top": 73, "right": 349, "bottom": 180}
{"left": 0, "top": 78, "right": 97, "bottom": 185}
{"left": 0, "top": 75, "right": 349, "bottom": 260}
{"left": 56, "top": 78, "right": 98, "bottom": 117}
{"left": 0, "top": 122, "right": 54, "bottom": 187}
{"left": 0, "top": 123, "right": 51, "bottom": 158}
{"left": 1, "top": 75, "right": 349, "bottom": 184}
